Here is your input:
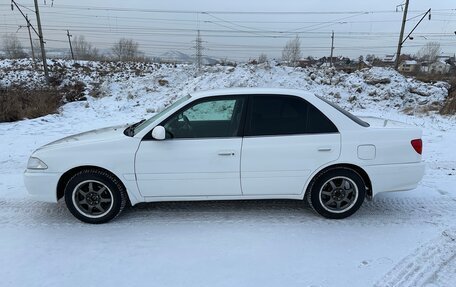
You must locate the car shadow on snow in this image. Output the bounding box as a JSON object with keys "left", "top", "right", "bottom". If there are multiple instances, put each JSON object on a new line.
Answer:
{"left": 115, "top": 196, "right": 444, "bottom": 225}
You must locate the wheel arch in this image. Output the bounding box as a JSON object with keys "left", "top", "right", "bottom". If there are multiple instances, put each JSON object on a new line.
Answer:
{"left": 304, "top": 163, "right": 373, "bottom": 200}
{"left": 57, "top": 165, "right": 128, "bottom": 202}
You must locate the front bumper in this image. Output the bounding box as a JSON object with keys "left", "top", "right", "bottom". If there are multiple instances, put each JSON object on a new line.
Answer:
{"left": 23, "top": 170, "right": 60, "bottom": 203}
{"left": 364, "top": 161, "right": 426, "bottom": 197}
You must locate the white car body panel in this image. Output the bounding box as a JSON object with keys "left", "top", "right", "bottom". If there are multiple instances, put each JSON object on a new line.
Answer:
{"left": 241, "top": 133, "right": 340, "bottom": 195}
{"left": 25, "top": 125, "right": 144, "bottom": 205}
{"left": 23, "top": 88, "right": 425, "bottom": 206}
{"left": 135, "top": 138, "right": 242, "bottom": 197}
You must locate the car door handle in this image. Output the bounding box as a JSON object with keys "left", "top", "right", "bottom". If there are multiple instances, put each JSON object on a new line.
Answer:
{"left": 218, "top": 151, "right": 235, "bottom": 156}
{"left": 318, "top": 147, "right": 332, "bottom": 152}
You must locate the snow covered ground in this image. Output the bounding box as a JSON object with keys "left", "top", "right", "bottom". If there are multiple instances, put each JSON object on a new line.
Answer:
{"left": 0, "top": 59, "right": 455, "bottom": 287}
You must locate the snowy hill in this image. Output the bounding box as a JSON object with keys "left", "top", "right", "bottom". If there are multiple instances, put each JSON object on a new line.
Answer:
{"left": 158, "top": 50, "right": 194, "bottom": 63}
{"left": 158, "top": 50, "right": 219, "bottom": 64}
{"left": 0, "top": 58, "right": 450, "bottom": 118}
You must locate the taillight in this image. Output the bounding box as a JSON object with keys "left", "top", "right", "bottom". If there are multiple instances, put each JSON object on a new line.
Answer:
{"left": 411, "top": 139, "right": 422, "bottom": 155}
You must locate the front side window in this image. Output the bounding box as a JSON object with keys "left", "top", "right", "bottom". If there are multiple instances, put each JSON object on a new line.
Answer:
{"left": 245, "top": 95, "right": 338, "bottom": 136}
{"left": 133, "top": 95, "right": 191, "bottom": 135}
{"left": 184, "top": 100, "right": 236, "bottom": 121}
{"left": 162, "top": 97, "right": 244, "bottom": 139}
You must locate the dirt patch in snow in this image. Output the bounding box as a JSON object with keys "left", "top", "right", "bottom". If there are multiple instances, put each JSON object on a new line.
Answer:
{"left": 0, "top": 80, "right": 87, "bottom": 122}
{"left": 440, "top": 80, "right": 456, "bottom": 115}
{"left": 0, "top": 84, "right": 61, "bottom": 122}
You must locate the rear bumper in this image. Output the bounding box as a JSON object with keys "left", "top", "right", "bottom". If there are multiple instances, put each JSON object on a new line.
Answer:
{"left": 23, "top": 170, "right": 60, "bottom": 203}
{"left": 364, "top": 161, "right": 425, "bottom": 197}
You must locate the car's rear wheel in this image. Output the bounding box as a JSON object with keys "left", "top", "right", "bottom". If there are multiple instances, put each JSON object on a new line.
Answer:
{"left": 64, "top": 169, "right": 127, "bottom": 224}
{"left": 307, "top": 168, "right": 366, "bottom": 219}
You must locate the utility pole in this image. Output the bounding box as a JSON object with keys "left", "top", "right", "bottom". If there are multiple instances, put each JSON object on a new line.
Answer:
{"left": 34, "top": 0, "right": 49, "bottom": 82}
{"left": 330, "top": 31, "right": 335, "bottom": 67}
{"left": 25, "top": 14, "right": 36, "bottom": 69}
{"left": 395, "top": 0, "right": 410, "bottom": 70}
{"left": 67, "top": 30, "right": 74, "bottom": 60}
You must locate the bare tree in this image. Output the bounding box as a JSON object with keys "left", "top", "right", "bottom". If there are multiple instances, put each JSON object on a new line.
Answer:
{"left": 111, "top": 38, "right": 143, "bottom": 62}
{"left": 72, "top": 35, "right": 100, "bottom": 61}
{"left": 2, "top": 34, "right": 27, "bottom": 59}
{"left": 416, "top": 42, "right": 441, "bottom": 63}
{"left": 258, "top": 53, "right": 268, "bottom": 63}
{"left": 282, "top": 35, "right": 301, "bottom": 67}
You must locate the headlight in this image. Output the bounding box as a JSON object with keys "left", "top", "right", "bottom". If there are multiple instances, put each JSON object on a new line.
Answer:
{"left": 27, "top": 157, "right": 48, "bottom": 170}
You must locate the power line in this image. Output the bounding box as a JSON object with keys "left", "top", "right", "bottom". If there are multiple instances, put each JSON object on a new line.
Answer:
{"left": 10, "top": 0, "right": 49, "bottom": 81}
{"left": 3, "top": 3, "right": 455, "bottom": 61}
{"left": 2, "top": 3, "right": 455, "bottom": 15}
{"left": 6, "top": 10, "right": 452, "bottom": 25}
{"left": 3, "top": 22, "right": 454, "bottom": 39}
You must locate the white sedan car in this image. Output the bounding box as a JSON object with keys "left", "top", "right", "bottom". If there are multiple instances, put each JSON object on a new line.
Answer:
{"left": 24, "top": 88, "right": 425, "bottom": 223}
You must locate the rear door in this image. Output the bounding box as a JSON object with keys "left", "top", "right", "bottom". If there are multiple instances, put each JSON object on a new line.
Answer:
{"left": 241, "top": 95, "right": 341, "bottom": 196}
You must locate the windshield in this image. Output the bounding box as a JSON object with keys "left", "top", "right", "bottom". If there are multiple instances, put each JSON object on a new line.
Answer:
{"left": 317, "top": 96, "right": 370, "bottom": 127}
{"left": 133, "top": 95, "right": 191, "bottom": 135}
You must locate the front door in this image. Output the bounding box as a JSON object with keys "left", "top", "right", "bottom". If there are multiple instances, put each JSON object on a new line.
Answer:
{"left": 135, "top": 96, "right": 246, "bottom": 197}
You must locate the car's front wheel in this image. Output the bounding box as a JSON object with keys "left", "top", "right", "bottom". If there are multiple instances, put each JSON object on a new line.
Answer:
{"left": 307, "top": 168, "right": 366, "bottom": 219}
{"left": 64, "top": 169, "right": 127, "bottom": 224}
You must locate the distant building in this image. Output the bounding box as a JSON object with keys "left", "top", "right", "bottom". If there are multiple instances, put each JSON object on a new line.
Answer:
{"left": 420, "top": 57, "right": 452, "bottom": 74}
{"left": 429, "top": 61, "right": 451, "bottom": 74}
{"left": 398, "top": 60, "right": 418, "bottom": 73}
{"left": 382, "top": 54, "right": 396, "bottom": 63}
{"left": 420, "top": 62, "right": 430, "bottom": 73}
{"left": 317, "top": 56, "right": 351, "bottom": 68}
{"left": 369, "top": 54, "right": 396, "bottom": 67}
{"left": 436, "top": 55, "right": 453, "bottom": 64}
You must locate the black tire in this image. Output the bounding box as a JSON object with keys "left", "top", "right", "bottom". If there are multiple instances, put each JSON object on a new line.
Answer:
{"left": 306, "top": 168, "right": 366, "bottom": 219}
{"left": 64, "top": 168, "right": 127, "bottom": 224}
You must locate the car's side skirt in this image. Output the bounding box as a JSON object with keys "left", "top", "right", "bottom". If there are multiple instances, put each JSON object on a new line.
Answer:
{"left": 141, "top": 194, "right": 305, "bottom": 203}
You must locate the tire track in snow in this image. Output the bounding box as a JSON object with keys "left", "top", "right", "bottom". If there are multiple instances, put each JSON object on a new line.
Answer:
{"left": 375, "top": 229, "right": 456, "bottom": 287}
{"left": 0, "top": 197, "right": 455, "bottom": 227}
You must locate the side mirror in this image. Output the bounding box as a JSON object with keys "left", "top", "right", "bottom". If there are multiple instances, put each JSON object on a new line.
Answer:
{"left": 151, "top": 126, "right": 166, "bottom": 140}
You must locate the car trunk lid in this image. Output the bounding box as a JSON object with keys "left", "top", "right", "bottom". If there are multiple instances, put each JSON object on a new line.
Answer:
{"left": 358, "top": 116, "right": 414, "bottom": 128}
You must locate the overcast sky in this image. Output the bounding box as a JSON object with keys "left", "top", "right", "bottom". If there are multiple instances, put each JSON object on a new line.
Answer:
{"left": 1, "top": 0, "right": 455, "bottom": 60}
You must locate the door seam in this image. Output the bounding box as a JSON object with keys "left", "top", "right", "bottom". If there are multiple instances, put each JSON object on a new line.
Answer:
{"left": 239, "top": 137, "right": 244, "bottom": 195}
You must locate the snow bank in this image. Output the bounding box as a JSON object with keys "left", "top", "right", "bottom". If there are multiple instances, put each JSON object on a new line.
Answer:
{"left": 0, "top": 59, "right": 450, "bottom": 121}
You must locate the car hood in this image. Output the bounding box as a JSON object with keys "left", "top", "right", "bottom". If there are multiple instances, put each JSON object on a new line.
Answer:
{"left": 38, "top": 124, "right": 128, "bottom": 150}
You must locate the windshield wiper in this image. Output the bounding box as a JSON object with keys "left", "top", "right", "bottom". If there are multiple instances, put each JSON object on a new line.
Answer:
{"left": 124, "top": 119, "right": 145, "bottom": 137}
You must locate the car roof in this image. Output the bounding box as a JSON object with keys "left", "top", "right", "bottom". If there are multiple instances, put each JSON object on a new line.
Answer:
{"left": 189, "top": 88, "right": 315, "bottom": 99}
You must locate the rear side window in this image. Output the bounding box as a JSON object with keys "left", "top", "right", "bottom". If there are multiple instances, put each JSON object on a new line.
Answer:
{"left": 307, "top": 104, "right": 338, "bottom": 133}
{"left": 245, "top": 95, "right": 338, "bottom": 136}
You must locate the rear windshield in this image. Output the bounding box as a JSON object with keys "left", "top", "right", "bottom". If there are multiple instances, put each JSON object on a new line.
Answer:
{"left": 317, "top": 96, "right": 370, "bottom": 127}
